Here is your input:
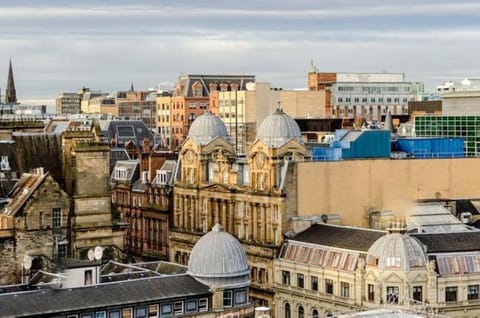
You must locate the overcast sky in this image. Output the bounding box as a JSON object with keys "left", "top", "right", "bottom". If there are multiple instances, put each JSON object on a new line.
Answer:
{"left": 0, "top": 0, "right": 479, "bottom": 105}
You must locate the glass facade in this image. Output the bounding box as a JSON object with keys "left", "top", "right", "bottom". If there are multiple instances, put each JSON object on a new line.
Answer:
{"left": 415, "top": 115, "right": 480, "bottom": 157}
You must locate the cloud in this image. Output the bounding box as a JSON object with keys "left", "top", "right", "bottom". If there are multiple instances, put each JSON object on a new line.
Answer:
{"left": 0, "top": 0, "right": 479, "bottom": 102}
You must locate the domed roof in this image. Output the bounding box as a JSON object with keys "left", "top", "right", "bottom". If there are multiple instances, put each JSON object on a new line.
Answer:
{"left": 256, "top": 109, "right": 302, "bottom": 148}
{"left": 366, "top": 232, "right": 427, "bottom": 271}
{"left": 187, "top": 111, "right": 229, "bottom": 145}
{"left": 188, "top": 224, "right": 250, "bottom": 289}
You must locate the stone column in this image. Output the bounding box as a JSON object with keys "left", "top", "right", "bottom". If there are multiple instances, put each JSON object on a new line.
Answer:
{"left": 228, "top": 201, "right": 235, "bottom": 235}
{"left": 253, "top": 203, "right": 258, "bottom": 241}
{"left": 221, "top": 200, "right": 227, "bottom": 229}
{"left": 214, "top": 199, "right": 220, "bottom": 225}
{"left": 266, "top": 204, "right": 272, "bottom": 243}
{"left": 190, "top": 197, "right": 196, "bottom": 231}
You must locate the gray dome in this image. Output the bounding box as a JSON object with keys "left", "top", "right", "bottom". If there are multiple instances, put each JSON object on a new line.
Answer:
{"left": 188, "top": 224, "right": 250, "bottom": 289}
{"left": 256, "top": 109, "right": 302, "bottom": 148}
{"left": 366, "top": 233, "right": 427, "bottom": 271}
{"left": 187, "top": 111, "right": 229, "bottom": 145}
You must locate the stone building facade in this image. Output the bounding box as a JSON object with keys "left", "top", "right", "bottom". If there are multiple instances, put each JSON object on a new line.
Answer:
{"left": 0, "top": 170, "right": 70, "bottom": 283}
{"left": 111, "top": 149, "right": 176, "bottom": 261}
{"left": 62, "top": 119, "right": 124, "bottom": 259}
{"left": 170, "top": 109, "right": 309, "bottom": 313}
{"left": 275, "top": 223, "right": 480, "bottom": 318}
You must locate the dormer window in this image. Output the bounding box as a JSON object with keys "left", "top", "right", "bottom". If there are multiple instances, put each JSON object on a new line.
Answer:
{"left": 114, "top": 168, "right": 128, "bottom": 180}
{"left": 192, "top": 81, "right": 203, "bottom": 97}
{"left": 230, "top": 82, "right": 239, "bottom": 91}
{"left": 220, "top": 82, "right": 229, "bottom": 92}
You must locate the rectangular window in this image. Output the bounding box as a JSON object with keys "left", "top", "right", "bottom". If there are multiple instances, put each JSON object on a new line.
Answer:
{"left": 273, "top": 205, "right": 279, "bottom": 222}
{"left": 95, "top": 312, "right": 106, "bottom": 318}
{"left": 237, "top": 202, "right": 243, "bottom": 217}
{"left": 413, "top": 286, "right": 422, "bottom": 302}
{"left": 311, "top": 276, "right": 318, "bottom": 291}
{"left": 58, "top": 244, "right": 67, "bottom": 259}
{"left": 325, "top": 279, "right": 333, "bottom": 294}
{"left": 387, "top": 286, "right": 399, "bottom": 304}
{"left": 84, "top": 270, "right": 93, "bottom": 285}
{"left": 52, "top": 208, "right": 62, "bottom": 228}
{"left": 235, "top": 289, "right": 247, "bottom": 305}
{"left": 282, "top": 270, "right": 290, "bottom": 285}
{"left": 173, "top": 301, "right": 184, "bottom": 315}
{"left": 198, "top": 298, "right": 208, "bottom": 312}
{"left": 468, "top": 285, "right": 479, "bottom": 300}
{"left": 341, "top": 282, "right": 349, "bottom": 298}
{"left": 161, "top": 304, "right": 172, "bottom": 315}
{"left": 67, "top": 315, "right": 79, "bottom": 318}
{"left": 107, "top": 310, "right": 120, "bottom": 318}
{"left": 80, "top": 314, "right": 93, "bottom": 318}
{"left": 148, "top": 304, "right": 158, "bottom": 317}
{"left": 446, "top": 287, "right": 457, "bottom": 302}
{"left": 297, "top": 273, "right": 304, "bottom": 288}
{"left": 224, "top": 290, "right": 233, "bottom": 307}
{"left": 368, "top": 284, "right": 375, "bottom": 301}
{"left": 135, "top": 307, "right": 147, "bottom": 318}
{"left": 122, "top": 308, "right": 132, "bottom": 318}
{"left": 186, "top": 300, "right": 197, "bottom": 312}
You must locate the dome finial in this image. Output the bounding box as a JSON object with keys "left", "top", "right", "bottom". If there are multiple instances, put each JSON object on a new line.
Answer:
{"left": 212, "top": 223, "right": 224, "bottom": 232}
{"left": 276, "top": 101, "right": 283, "bottom": 113}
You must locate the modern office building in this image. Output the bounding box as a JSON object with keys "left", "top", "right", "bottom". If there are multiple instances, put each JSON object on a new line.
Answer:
{"left": 307, "top": 61, "right": 423, "bottom": 121}
{"left": 414, "top": 115, "right": 480, "bottom": 157}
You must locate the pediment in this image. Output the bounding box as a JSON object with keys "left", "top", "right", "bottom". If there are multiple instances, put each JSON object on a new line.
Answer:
{"left": 275, "top": 139, "right": 308, "bottom": 157}
{"left": 410, "top": 272, "right": 427, "bottom": 283}
{"left": 201, "top": 183, "right": 234, "bottom": 193}
{"left": 201, "top": 138, "right": 235, "bottom": 155}
{"left": 364, "top": 271, "right": 378, "bottom": 282}
{"left": 384, "top": 272, "right": 403, "bottom": 283}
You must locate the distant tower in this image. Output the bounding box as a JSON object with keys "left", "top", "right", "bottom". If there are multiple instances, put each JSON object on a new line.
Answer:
{"left": 130, "top": 82, "right": 134, "bottom": 91}
{"left": 5, "top": 59, "right": 17, "bottom": 104}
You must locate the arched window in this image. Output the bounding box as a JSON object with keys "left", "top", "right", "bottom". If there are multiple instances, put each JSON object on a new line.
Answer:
{"left": 312, "top": 309, "right": 319, "bottom": 318}
{"left": 284, "top": 302, "right": 291, "bottom": 318}
{"left": 188, "top": 113, "right": 196, "bottom": 122}
{"left": 298, "top": 306, "right": 304, "bottom": 318}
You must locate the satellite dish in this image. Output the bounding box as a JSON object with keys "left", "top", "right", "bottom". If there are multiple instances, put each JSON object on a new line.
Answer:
{"left": 87, "top": 249, "right": 95, "bottom": 262}
{"left": 23, "top": 254, "right": 32, "bottom": 270}
{"left": 94, "top": 246, "right": 103, "bottom": 261}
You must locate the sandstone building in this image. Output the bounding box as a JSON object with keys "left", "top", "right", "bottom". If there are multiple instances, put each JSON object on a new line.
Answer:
{"left": 275, "top": 222, "right": 480, "bottom": 318}
{"left": 170, "top": 109, "right": 309, "bottom": 311}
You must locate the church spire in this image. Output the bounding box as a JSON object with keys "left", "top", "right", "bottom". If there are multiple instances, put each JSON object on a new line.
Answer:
{"left": 5, "top": 59, "right": 17, "bottom": 104}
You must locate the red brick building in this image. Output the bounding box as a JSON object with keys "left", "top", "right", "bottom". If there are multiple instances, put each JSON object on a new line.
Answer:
{"left": 170, "top": 74, "right": 255, "bottom": 149}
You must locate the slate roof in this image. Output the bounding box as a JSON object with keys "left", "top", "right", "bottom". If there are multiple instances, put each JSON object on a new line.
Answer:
{"left": 1, "top": 171, "right": 48, "bottom": 216}
{"left": 0, "top": 275, "right": 210, "bottom": 318}
{"left": 291, "top": 223, "right": 386, "bottom": 252}
{"left": 176, "top": 74, "right": 255, "bottom": 97}
{"left": 411, "top": 231, "right": 480, "bottom": 253}
{"left": 99, "top": 120, "right": 154, "bottom": 147}
{"left": 110, "top": 148, "right": 130, "bottom": 172}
